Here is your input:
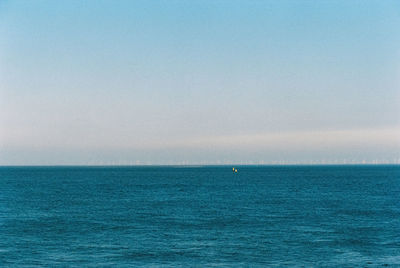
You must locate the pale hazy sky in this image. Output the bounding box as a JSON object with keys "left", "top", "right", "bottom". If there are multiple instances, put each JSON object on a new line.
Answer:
{"left": 1, "top": 0, "right": 400, "bottom": 165}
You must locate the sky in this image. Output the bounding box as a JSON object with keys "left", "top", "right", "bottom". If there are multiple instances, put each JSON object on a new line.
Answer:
{"left": 0, "top": 0, "right": 400, "bottom": 165}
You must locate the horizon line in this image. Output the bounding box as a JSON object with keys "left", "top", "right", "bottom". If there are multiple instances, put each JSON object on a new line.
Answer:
{"left": 1, "top": 163, "right": 399, "bottom": 168}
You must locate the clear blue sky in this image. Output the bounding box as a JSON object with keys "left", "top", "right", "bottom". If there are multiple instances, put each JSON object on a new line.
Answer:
{"left": 1, "top": 0, "right": 399, "bottom": 165}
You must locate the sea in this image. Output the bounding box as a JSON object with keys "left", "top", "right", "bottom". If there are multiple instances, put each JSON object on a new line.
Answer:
{"left": 0, "top": 165, "right": 399, "bottom": 267}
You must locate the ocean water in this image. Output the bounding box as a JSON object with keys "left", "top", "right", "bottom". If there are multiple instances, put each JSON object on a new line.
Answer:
{"left": 0, "top": 165, "right": 399, "bottom": 267}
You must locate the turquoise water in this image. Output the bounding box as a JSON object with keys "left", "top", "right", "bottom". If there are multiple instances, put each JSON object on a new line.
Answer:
{"left": 0, "top": 165, "right": 399, "bottom": 267}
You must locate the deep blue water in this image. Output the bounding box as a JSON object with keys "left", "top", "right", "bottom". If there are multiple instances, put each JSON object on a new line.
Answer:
{"left": 0, "top": 165, "right": 399, "bottom": 267}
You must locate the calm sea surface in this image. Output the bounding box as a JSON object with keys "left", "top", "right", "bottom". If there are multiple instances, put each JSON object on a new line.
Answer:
{"left": 0, "top": 165, "right": 399, "bottom": 267}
